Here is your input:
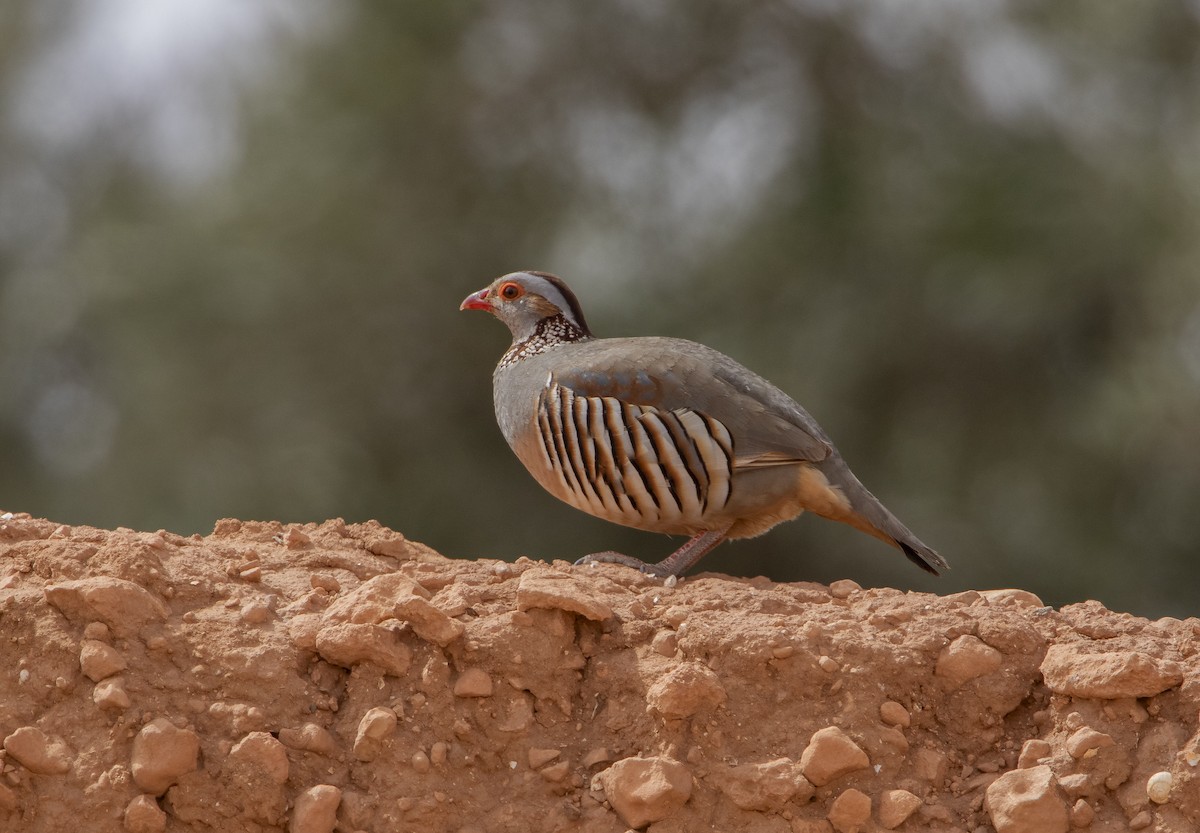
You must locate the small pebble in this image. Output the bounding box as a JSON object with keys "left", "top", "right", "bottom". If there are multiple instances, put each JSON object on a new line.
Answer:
{"left": 124, "top": 794, "right": 166, "bottom": 833}
{"left": 240, "top": 602, "right": 271, "bottom": 624}
{"left": 800, "top": 726, "right": 870, "bottom": 786}
{"left": 1070, "top": 799, "right": 1094, "bottom": 828}
{"left": 650, "top": 631, "right": 678, "bottom": 657}
{"left": 310, "top": 574, "right": 340, "bottom": 592}
{"left": 83, "top": 622, "right": 111, "bottom": 641}
{"left": 94, "top": 677, "right": 132, "bottom": 711}
{"left": 452, "top": 668, "right": 493, "bottom": 698}
{"left": 581, "top": 748, "right": 610, "bottom": 768}
{"left": 79, "top": 638, "right": 127, "bottom": 686}
{"left": 818, "top": 656, "right": 840, "bottom": 673}
{"left": 879, "top": 701, "right": 910, "bottom": 728}
{"left": 827, "top": 787, "right": 871, "bottom": 833}
{"left": 277, "top": 729, "right": 338, "bottom": 758}
{"left": 1065, "top": 727, "right": 1114, "bottom": 760}
{"left": 1017, "top": 739, "right": 1052, "bottom": 769}
{"left": 227, "top": 733, "right": 289, "bottom": 788}
{"left": 529, "top": 748, "right": 561, "bottom": 769}
{"left": 935, "top": 635, "right": 1001, "bottom": 689}
{"left": 880, "top": 727, "right": 909, "bottom": 752}
{"left": 357, "top": 707, "right": 398, "bottom": 741}
{"left": 411, "top": 750, "right": 431, "bottom": 774}
{"left": 829, "top": 579, "right": 861, "bottom": 599}
{"left": 290, "top": 785, "right": 340, "bottom": 833}
{"left": 430, "top": 741, "right": 448, "bottom": 766}
{"left": 878, "top": 789, "right": 921, "bottom": 829}
{"left": 540, "top": 760, "right": 570, "bottom": 782}
{"left": 282, "top": 527, "right": 311, "bottom": 549}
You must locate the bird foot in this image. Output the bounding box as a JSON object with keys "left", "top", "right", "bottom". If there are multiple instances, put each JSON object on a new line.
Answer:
{"left": 575, "top": 551, "right": 676, "bottom": 578}
{"left": 574, "top": 527, "right": 732, "bottom": 579}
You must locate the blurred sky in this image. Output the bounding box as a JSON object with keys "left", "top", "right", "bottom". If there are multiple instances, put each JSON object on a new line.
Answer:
{"left": 2, "top": 1, "right": 1199, "bottom": 618}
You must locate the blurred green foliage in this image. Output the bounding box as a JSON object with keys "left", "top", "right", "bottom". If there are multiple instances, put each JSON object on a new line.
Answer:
{"left": 2, "top": 2, "right": 1198, "bottom": 617}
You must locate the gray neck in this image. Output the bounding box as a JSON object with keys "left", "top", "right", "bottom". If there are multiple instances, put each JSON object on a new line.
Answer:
{"left": 498, "top": 314, "right": 589, "bottom": 369}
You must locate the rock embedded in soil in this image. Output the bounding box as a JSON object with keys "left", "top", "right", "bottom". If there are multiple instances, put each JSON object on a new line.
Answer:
{"left": 79, "top": 638, "right": 127, "bottom": 681}
{"left": 452, "top": 667, "right": 493, "bottom": 697}
{"left": 597, "top": 756, "right": 693, "bottom": 829}
{"left": 228, "top": 732, "right": 290, "bottom": 785}
{"left": 329, "top": 573, "right": 430, "bottom": 617}
{"left": 3, "top": 727, "right": 72, "bottom": 775}
{"left": 1070, "top": 798, "right": 1095, "bottom": 827}
{"left": 715, "top": 757, "right": 813, "bottom": 811}
{"left": 528, "top": 747, "right": 560, "bottom": 769}
{"left": 829, "top": 579, "right": 861, "bottom": 599}
{"left": 1040, "top": 645, "right": 1184, "bottom": 699}
{"left": 878, "top": 700, "right": 910, "bottom": 728}
{"left": 278, "top": 723, "right": 339, "bottom": 757}
{"left": 44, "top": 577, "right": 167, "bottom": 637}
{"left": 828, "top": 787, "right": 872, "bottom": 832}
{"left": 985, "top": 764, "right": 1069, "bottom": 833}
{"left": 1065, "top": 726, "right": 1114, "bottom": 759}
{"left": 651, "top": 629, "right": 678, "bottom": 656}
{"left": 935, "top": 634, "right": 1003, "bottom": 689}
{"left": 353, "top": 707, "right": 398, "bottom": 761}
{"left": 1019, "top": 738, "right": 1053, "bottom": 768}
{"left": 313, "top": 621, "right": 412, "bottom": 676}
{"left": 94, "top": 676, "right": 132, "bottom": 710}
{"left": 123, "top": 795, "right": 167, "bottom": 833}
{"left": 980, "top": 588, "right": 1045, "bottom": 607}
{"left": 130, "top": 718, "right": 200, "bottom": 796}
{"left": 878, "top": 788, "right": 922, "bottom": 829}
{"left": 516, "top": 567, "right": 614, "bottom": 621}
{"left": 800, "top": 727, "right": 871, "bottom": 786}
{"left": 356, "top": 706, "right": 398, "bottom": 741}
{"left": 392, "top": 595, "right": 464, "bottom": 645}
{"left": 646, "top": 661, "right": 727, "bottom": 718}
{"left": 289, "top": 784, "right": 341, "bottom": 833}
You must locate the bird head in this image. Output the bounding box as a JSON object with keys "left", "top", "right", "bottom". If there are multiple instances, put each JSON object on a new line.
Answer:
{"left": 460, "top": 271, "right": 592, "bottom": 343}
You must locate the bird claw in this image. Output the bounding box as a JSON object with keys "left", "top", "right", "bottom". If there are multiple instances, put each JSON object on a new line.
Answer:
{"left": 574, "top": 551, "right": 676, "bottom": 578}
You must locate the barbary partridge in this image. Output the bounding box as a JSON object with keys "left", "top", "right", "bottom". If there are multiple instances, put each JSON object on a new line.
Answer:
{"left": 460, "top": 271, "right": 947, "bottom": 578}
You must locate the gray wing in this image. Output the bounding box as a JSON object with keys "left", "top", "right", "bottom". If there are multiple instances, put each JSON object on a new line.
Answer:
{"left": 553, "top": 338, "right": 833, "bottom": 469}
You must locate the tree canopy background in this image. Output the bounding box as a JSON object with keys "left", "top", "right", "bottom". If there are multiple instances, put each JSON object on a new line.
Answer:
{"left": 2, "top": 2, "right": 1198, "bottom": 617}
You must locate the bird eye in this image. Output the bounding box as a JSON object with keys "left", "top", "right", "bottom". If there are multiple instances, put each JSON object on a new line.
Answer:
{"left": 499, "top": 282, "right": 523, "bottom": 300}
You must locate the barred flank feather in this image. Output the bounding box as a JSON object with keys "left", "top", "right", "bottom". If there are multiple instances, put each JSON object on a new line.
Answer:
{"left": 536, "top": 380, "right": 732, "bottom": 527}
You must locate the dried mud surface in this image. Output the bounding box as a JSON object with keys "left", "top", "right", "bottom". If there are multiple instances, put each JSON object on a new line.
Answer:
{"left": 0, "top": 512, "right": 1198, "bottom": 833}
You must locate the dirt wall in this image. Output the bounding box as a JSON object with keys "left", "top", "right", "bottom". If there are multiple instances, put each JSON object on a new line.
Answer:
{"left": 0, "top": 513, "right": 1197, "bottom": 832}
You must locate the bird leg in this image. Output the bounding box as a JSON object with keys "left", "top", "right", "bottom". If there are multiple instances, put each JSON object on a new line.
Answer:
{"left": 575, "top": 526, "right": 732, "bottom": 578}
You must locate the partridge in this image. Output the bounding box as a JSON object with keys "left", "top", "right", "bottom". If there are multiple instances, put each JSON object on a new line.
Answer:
{"left": 460, "top": 271, "right": 947, "bottom": 578}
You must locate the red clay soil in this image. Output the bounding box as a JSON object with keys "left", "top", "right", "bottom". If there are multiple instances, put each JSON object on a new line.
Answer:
{"left": 0, "top": 512, "right": 1197, "bottom": 833}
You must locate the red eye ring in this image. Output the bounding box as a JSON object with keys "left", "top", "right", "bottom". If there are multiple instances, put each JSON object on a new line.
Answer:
{"left": 499, "top": 281, "right": 523, "bottom": 300}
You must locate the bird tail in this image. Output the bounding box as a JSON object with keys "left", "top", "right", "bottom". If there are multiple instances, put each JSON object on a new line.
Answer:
{"left": 818, "top": 457, "right": 949, "bottom": 576}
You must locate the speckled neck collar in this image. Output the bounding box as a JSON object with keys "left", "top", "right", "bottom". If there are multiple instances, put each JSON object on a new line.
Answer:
{"left": 497, "top": 315, "right": 589, "bottom": 370}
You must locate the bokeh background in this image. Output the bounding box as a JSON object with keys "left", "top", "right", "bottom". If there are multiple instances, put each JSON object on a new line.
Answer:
{"left": 2, "top": 2, "right": 1198, "bottom": 618}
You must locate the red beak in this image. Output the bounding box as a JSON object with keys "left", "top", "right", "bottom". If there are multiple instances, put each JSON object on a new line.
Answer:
{"left": 459, "top": 288, "right": 491, "bottom": 312}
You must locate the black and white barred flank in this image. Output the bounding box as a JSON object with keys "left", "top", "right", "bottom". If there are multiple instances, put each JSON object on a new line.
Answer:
{"left": 535, "top": 378, "right": 734, "bottom": 525}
